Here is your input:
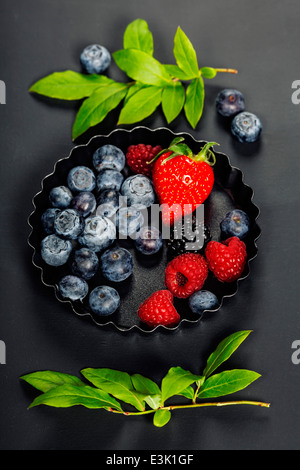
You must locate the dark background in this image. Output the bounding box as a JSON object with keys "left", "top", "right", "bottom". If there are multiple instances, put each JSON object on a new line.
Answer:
{"left": 1, "top": 0, "right": 300, "bottom": 450}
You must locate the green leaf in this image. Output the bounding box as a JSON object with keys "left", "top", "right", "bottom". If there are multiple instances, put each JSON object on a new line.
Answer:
{"left": 164, "top": 64, "right": 193, "bottom": 81}
{"left": 200, "top": 67, "right": 217, "bottom": 79}
{"left": 177, "top": 385, "right": 195, "bottom": 400}
{"left": 161, "top": 367, "right": 203, "bottom": 403}
{"left": 162, "top": 81, "right": 185, "bottom": 123}
{"left": 203, "top": 330, "right": 252, "bottom": 378}
{"left": 72, "top": 82, "right": 128, "bottom": 140}
{"left": 123, "top": 19, "right": 154, "bottom": 56}
{"left": 197, "top": 369, "right": 261, "bottom": 399}
{"left": 113, "top": 48, "right": 172, "bottom": 86}
{"left": 153, "top": 409, "right": 171, "bottom": 427}
{"left": 28, "top": 384, "right": 123, "bottom": 411}
{"left": 20, "top": 371, "right": 85, "bottom": 393}
{"left": 118, "top": 85, "right": 162, "bottom": 125}
{"left": 131, "top": 373, "right": 162, "bottom": 410}
{"left": 81, "top": 368, "right": 148, "bottom": 411}
{"left": 173, "top": 27, "right": 199, "bottom": 79}
{"left": 184, "top": 76, "right": 205, "bottom": 129}
{"left": 29, "top": 71, "right": 115, "bottom": 100}
{"left": 123, "top": 82, "right": 145, "bottom": 105}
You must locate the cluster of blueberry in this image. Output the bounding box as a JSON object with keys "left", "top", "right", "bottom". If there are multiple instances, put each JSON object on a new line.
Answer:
{"left": 40, "top": 144, "right": 163, "bottom": 317}
{"left": 216, "top": 89, "right": 262, "bottom": 143}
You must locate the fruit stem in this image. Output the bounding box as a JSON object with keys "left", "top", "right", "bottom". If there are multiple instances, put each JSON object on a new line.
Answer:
{"left": 194, "top": 141, "right": 219, "bottom": 166}
{"left": 108, "top": 400, "right": 270, "bottom": 417}
{"left": 214, "top": 68, "right": 238, "bottom": 74}
{"left": 166, "top": 400, "right": 270, "bottom": 410}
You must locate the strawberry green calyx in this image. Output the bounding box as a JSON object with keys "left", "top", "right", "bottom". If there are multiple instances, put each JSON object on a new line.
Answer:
{"left": 147, "top": 137, "right": 219, "bottom": 167}
{"left": 193, "top": 141, "right": 219, "bottom": 166}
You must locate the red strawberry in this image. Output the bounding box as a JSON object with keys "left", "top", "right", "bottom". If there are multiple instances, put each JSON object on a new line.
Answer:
{"left": 165, "top": 253, "right": 208, "bottom": 299}
{"left": 126, "top": 143, "right": 162, "bottom": 177}
{"left": 137, "top": 290, "right": 180, "bottom": 328}
{"left": 205, "top": 236, "right": 247, "bottom": 282}
{"left": 151, "top": 138, "right": 218, "bottom": 225}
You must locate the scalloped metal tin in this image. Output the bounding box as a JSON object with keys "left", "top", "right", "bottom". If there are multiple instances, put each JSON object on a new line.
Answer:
{"left": 28, "top": 127, "right": 261, "bottom": 333}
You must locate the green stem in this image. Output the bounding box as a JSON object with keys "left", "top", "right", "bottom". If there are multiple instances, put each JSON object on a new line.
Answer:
{"left": 109, "top": 400, "right": 270, "bottom": 416}
{"left": 215, "top": 68, "right": 238, "bottom": 74}
{"left": 194, "top": 141, "right": 219, "bottom": 165}
{"left": 166, "top": 400, "right": 270, "bottom": 411}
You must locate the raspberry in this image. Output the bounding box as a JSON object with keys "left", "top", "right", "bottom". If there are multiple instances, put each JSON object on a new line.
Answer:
{"left": 165, "top": 253, "right": 208, "bottom": 299}
{"left": 137, "top": 290, "right": 180, "bottom": 328}
{"left": 126, "top": 144, "right": 162, "bottom": 177}
{"left": 205, "top": 236, "right": 247, "bottom": 282}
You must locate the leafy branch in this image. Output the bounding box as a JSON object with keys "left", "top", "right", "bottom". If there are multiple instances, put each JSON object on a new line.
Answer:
{"left": 28, "top": 19, "right": 237, "bottom": 140}
{"left": 20, "top": 331, "right": 270, "bottom": 428}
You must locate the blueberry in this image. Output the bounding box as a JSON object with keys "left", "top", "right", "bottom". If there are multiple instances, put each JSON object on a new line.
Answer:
{"left": 89, "top": 285, "right": 120, "bottom": 316}
{"left": 49, "top": 186, "right": 73, "bottom": 209}
{"left": 70, "top": 191, "right": 96, "bottom": 217}
{"left": 67, "top": 166, "right": 96, "bottom": 193}
{"left": 96, "top": 169, "right": 124, "bottom": 192}
{"left": 58, "top": 275, "right": 89, "bottom": 301}
{"left": 231, "top": 111, "right": 262, "bottom": 143}
{"left": 54, "top": 208, "right": 84, "bottom": 240}
{"left": 135, "top": 226, "right": 162, "bottom": 255}
{"left": 41, "top": 208, "right": 61, "bottom": 234}
{"left": 121, "top": 174, "right": 155, "bottom": 208}
{"left": 220, "top": 209, "right": 250, "bottom": 239}
{"left": 80, "top": 44, "right": 111, "bottom": 74}
{"left": 216, "top": 89, "right": 245, "bottom": 117}
{"left": 188, "top": 290, "right": 219, "bottom": 315}
{"left": 96, "top": 189, "right": 121, "bottom": 218}
{"left": 70, "top": 247, "right": 99, "bottom": 280}
{"left": 93, "top": 145, "right": 125, "bottom": 172}
{"left": 41, "top": 234, "right": 72, "bottom": 266}
{"left": 116, "top": 205, "right": 145, "bottom": 237}
{"left": 100, "top": 247, "right": 133, "bottom": 282}
{"left": 78, "top": 215, "right": 116, "bottom": 252}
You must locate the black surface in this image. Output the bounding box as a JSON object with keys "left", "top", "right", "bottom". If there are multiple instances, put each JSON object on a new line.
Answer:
{"left": 0, "top": 0, "right": 300, "bottom": 450}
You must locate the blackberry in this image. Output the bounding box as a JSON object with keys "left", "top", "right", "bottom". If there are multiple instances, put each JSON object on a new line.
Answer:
{"left": 167, "top": 214, "right": 211, "bottom": 259}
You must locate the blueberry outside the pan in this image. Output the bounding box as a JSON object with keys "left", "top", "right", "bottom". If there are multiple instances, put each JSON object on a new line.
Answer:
{"left": 80, "top": 44, "right": 111, "bottom": 74}
{"left": 231, "top": 111, "right": 262, "bottom": 143}
{"left": 216, "top": 89, "right": 245, "bottom": 117}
